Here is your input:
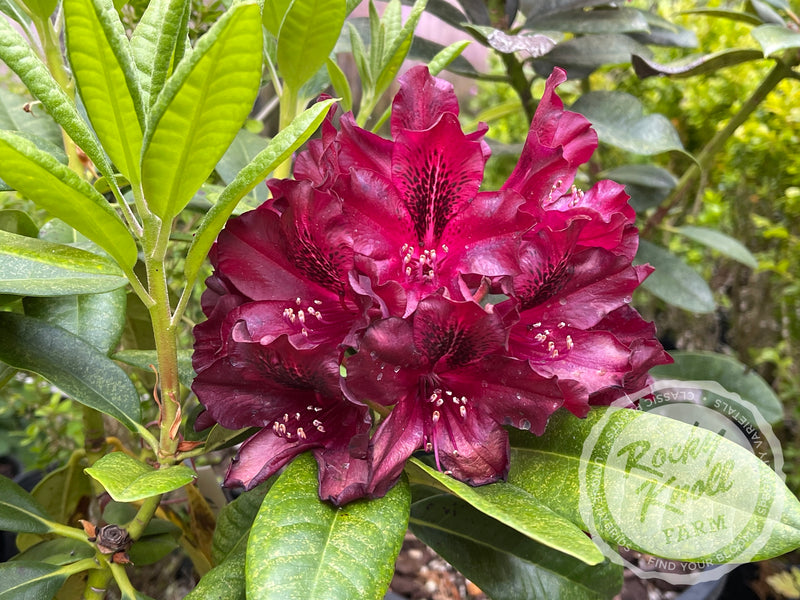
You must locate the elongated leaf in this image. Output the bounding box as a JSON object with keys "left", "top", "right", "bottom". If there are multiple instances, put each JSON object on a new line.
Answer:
{"left": 674, "top": 225, "right": 759, "bottom": 269}
{"left": 411, "top": 495, "right": 622, "bottom": 600}
{"left": 262, "top": 0, "right": 292, "bottom": 36}
{"left": 0, "top": 19, "right": 117, "bottom": 182}
{"left": 526, "top": 6, "right": 648, "bottom": 33}
{"left": 373, "top": 0, "right": 426, "bottom": 98}
{"left": 11, "top": 539, "right": 94, "bottom": 565}
{"left": 752, "top": 24, "right": 800, "bottom": 56}
{"left": 85, "top": 452, "right": 196, "bottom": 501}
{"left": 0, "top": 209, "right": 38, "bottom": 237}
{"left": 326, "top": 58, "right": 353, "bottom": 112}
{"left": 277, "top": 0, "right": 345, "bottom": 91}
{"left": 599, "top": 164, "right": 676, "bottom": 213}
{"left": 212, "top": 482, "right": 271, "bottom": 564}
{"left": 632, "top": 49, "right": 764, "bottom": 79}
{"left": 185, "top": 555, "right": 246, "bottom": 600}
{"left": 0, "top": 475, "right": 55, "bottom": 534}
{"left": 510, "top": 408, "right": 800, "bottom": 562}
{"left": 247, "top": 453, "right": 410, "bottom": 600}
{"left": 651, "top": 351, "right": 783, "bottom": 424}
{"left": 0, "top": 312, "right": 141, "bottom": 431}
{"left": 0, "top": 561, "right": 67, "bottom": 599}
{"left": 215, "top": 129, "right": 270, "bottom": 206}
{"left": 407, "top": 458, "right": 603, "bottom": 564}
{"left": 533, "top": 33, "right": 651, "bottom": 79}
{"left": 183, "top": 99, "right": 335, "bottom": 286}
{"left": 130, "top": 0, "right": 189, "bottom": 107}
{"left": 23, "top": 287, "right": 127, "bottom": 355}
{"left": 112, "top": 348, "right": 195, "bottom": 388}
{"left": 141, "top": 3, "right": 263, "bottom": 219}
{"left": 571, "top": 92, "right": 685, "bottom": 155}
{"left": 0, "top": 0, "right": 31, "bottom": 26}
{"left": 0, "top": 131, "right": 137, "bottom": 270}
{"left": 64, "top": 0, "right": 144, "bottom": 182}
{"left": 427, "top": 40, "right": 471, "bottom": 75}
{"left": 635, "top": 239, "right": 715, "bottom": 313}
{"left": 0, "top": 87, "right": 62, "bottom": 147}
{"left": 679, "top": 8, "right": 762, "bottom": 25}
{"left": 0, "top": 230, "right": 127, "bottom": 296}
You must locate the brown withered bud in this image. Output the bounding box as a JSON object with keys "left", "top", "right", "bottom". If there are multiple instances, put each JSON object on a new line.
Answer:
{"left": 81, "top": 521, "right": 133, "bottom": 564}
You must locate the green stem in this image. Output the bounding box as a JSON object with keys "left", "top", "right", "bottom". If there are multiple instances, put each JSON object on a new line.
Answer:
{"left": 125, "top": 495, "right": 163, "bottom": 540}
{"left": 84, "top": 566, "right": 112, "bottom": 600}
{"left": 110, "top": 563, "right": 138, "bottom": 600}
{"left": 643, "top": 63, "right": 790, "bottom": 236}
{"left": 274, "top": 85, "right": 301, "bottom": 179}
{"left": 499, "top": 51, "right": 535, "bottom": 123}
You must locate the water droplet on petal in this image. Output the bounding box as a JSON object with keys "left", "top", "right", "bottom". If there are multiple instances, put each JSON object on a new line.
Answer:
{"left": 559, "top": 297, "right": 567, "bottom": 306}
{"left": 376, "top": 372, "right": 383, "bottom": 381}
{"left": 393, "top": 366, "right": 401, "bottom": 373}
{"left": 481, "top": 380, "right": 488, "bottom": 388}
{"left": 520, "top": 419, "right": 531, "bottom": 431}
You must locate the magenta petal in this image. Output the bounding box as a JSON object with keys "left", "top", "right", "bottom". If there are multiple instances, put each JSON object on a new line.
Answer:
{"left": 337, "top": 112, "right": 394, "bottom": 178}
{"left": 315, "top": 444, "right": 371, "bottom": 506}
{"left": 224, "top": 427, "right": 309, "bottom": 490}
{"left": 392, "top": 113, "right": 485, "bottom": 247}
{"left": 503, "top": 68, "right": 596, "bottom": 205}
{"left": 391, "top": 65, "right": 460, "bottom": 136}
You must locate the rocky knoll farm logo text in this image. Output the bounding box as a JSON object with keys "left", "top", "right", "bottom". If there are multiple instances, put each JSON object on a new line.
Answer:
{"left": 579, "top": 380, "right": 784, "bottom": 585}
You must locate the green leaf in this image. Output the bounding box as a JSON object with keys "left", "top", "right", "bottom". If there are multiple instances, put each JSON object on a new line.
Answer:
{"left": 0, "top": 312, "right": 141, "bottom": 431}
{"left": 0, "top": 209, "right": 38, "bottom": 237}
{"left": 64, "top": 0, "right": 144, "bottom": 183}
{"left": 679, "top": 8, "right": 763, "bottom": 25}
{"left": 0, "top": 87, "right": 62, "bottom": 147}
{"left": 141, "top": 2, "right": 263, "bottom": 219}
{"left": 262, "top": 0, "right": 292, "bottom": 37}
{"left": 427, "top": 40, "right": 471, "bottom": 76}
{"left": 674, "top": 225, "right": 759, "bottom": 269}
{"left": 526, "top": 6, "right": 649, "bottom": 33}
{"left": 0, "top": 474, "right": 55, "bottom": 534}
{"left": 510, "top": 408, "right": 800, "bottom": 562}
{"left": 277, "top": 0, "right": 345, "bottom": 92}
{"left": 0, "top": 561, "right": 67, "bottom": 599}
{"left": 410, "top": 495, "right": 622, "bottom": 600}
{"left": 23, "top": 287, "right": 126, "bottom": 355}
{"left": 85, "top": 452, "right": 196, "bottom": 502}
{"left": 752, "top": 24, "right": 800, "bottom": 56}
{"left": 651, "top": 351, "right": 783, "bottom": 425}
{"left": 407, "top": 458, "right": 604, "bottom": 565}
{"left": 19, "top": 0, "right": 57, "bottom": 20}
{"left": 130, "top": 0, "right": 190, "bottom": 107}
{"left": 185, "top": 555, "right": 246, "bottom": 600}
{"left": 27, "top": 460, "right": 93, "bottom": 531}
{"left": 571, "top": 92, "right": 685, "bottom": 155}
{"left": 373, "top": 0, "right": 426, "bottom": 98}
{"left": 632, "top": 49, "right": 764, "bottom": 79}
{"left": 0, "top": 0, "right": 31, "bottom": 26}
{"left": 533, "top": 33, "right": 651, "bottom": 79}
{"left": 215, "top": 128, "right": 270, "bottom": 205}
{"left": 635, "top": 239, "right": 715, "bottom": 313}
{"left": 0, "top": 131, "right": 137, "bottom": 270}
{"left": 0, "top": 230, "right": 128, "bottom": 297}
{"left": 184, "top": 99, "right": 335, "bottom": 287}
{"left": 212, "top": 481, "right": 272, "bottom": 564}
{"left": 112, "top": 348, "right": 195, "bottom": 389}
{"left": 326, "top": 58, "right": 353, "bottom": 112}
{"left": 247, "top": 453, "right": 410, "bottom": 600}
{"left": 0, "top": 19, "right": 118, "bottom": 183}
{"left": 599, "top": 164, "right": 676, "bottom": 213}
{"left": 11, "top": 539, "right": 94, "bottom": 565}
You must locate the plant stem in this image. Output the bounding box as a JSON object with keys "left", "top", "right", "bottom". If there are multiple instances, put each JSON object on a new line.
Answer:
{"left": 499, "top": 52, "right": 535, "bottom": 123}
{"left": 274, "top": 85, "right": 301, "bottom": 179}
{"left": 643, "top": 62, "right": 790, "bottom": 236}
{"left": 84, "top": 566, "right": 112, "bottom": 600}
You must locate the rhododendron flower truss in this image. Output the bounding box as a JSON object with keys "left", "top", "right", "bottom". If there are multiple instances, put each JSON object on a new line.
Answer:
{"left": 191, "top": 64, "right": 671, "bottom": 505}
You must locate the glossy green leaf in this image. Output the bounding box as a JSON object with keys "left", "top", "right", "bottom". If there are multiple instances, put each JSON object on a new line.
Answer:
{"left": 277, "top": 0, "right": 345, "bottom": 92}
{"left": 247, "top": 453, "right": 409, "bottom": 600}
{"left": 679, "top": 8, "right": 762, "bottom": 25}
{"left": 64, "top": 0, "right": 144, "bottom": 183}
{"left": 0, "top": 312, "right": 141, "bottom": 431}
{"left": 112, "top": 348, "right": 195, "bottom": 388}
{"left": 0, "top": 131, "right": 137, "bottom": 270}
{"left": 212, "top": 481, "right": 272, "bottom": 564}
{"left": 11, "top": 539, "right": 94, "bottom": 565}
{"left": 0, "top": 87, "right": 62, "bottom": 147}
{"left": 24, "top": 286, "right": 126, "bottom": 355}
{"left": 184, "top": 99, "right": 335, "bottom": 287}
{"left": 85, "top": 452, "right": 196, "bottom": 502}
{"left": 20, "top": 0, "right": 56, "bottom": 20}
{"left": 599, "top": 164, "right": 676, "bottom": 213}
{"left": 407, "top": 458, "right": 603, "bottom": 564}
{"left": 326, "top": 58, "right": 353, "bottom": 112}
{"left": 629, "top": 10, "right": 697, "bottom": 47}
{"left": 0, "top": 475, "right": 55, "bottom": 534}
{"left": 373, "top": 0, "right": 426, "bottom": 98}
{"left": 751, "top": 0, "right": 785, "bottom": 25}
{"left": 632, "top": 49, "right": 764, "bottom": 79}
{"left": 0, "top": 19, "right": 117, "bottom": 183}
{"left": 533, "top": 34, "right": 651, "bottom": 79}
{"left": 141, "top": 3, "right": 263, "bottom": 219}
{"left": 510, "top": 408, "right": 800, "bottom": 561}
{"left": 427, "top": 40, "right": 471, "bottom": 75}
{"left": 29, "top": 460, "right": 93, "bottom": 531}
{"left": 410, "top": 495, "right": 622, "bottom": 600}
{"left": 0, "top": 561, "right": 67, "bottom": 599}
{"left": 651, "top": 351, "right": 783, "bottom": 424}
{"left": 0, "top": 0, "right": 31, "bottom": 26}
{"left": 185, "top": 555, "right": 246, "bottom": 600}
{"left": 674, "top": 225, "right": 759, "bottom": 269}
{"left": 0, "top": 209, "right": 38, "bottom": 237}
{"left": 130, "top": 0, "right": 189, "bottom": 107}
{"left": 752, "top": 24, "right": 800, "bottom": 56}
{"left": 215, "top": 128, "right": 270, "bottom": 206}
{"left": 0, "top": 230, "right": 127, "bottom": 297}
{"left": 526, "top": 6, "right": 648, "bottom": 33}
{"left": 571, "top": 92, "right": 685, "bottom": 155}
{"left": 635, "top": 239, "right": 715, "bottom": 313}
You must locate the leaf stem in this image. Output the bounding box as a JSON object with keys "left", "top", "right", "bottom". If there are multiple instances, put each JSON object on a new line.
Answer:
{"left": 274, "top": 84, "right": 301, "bottom": 179}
